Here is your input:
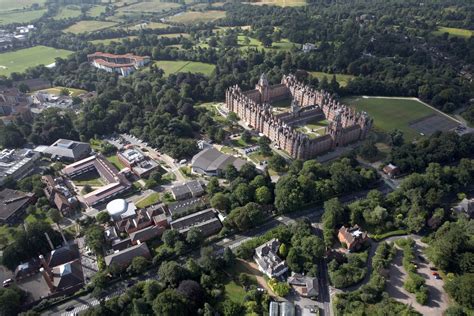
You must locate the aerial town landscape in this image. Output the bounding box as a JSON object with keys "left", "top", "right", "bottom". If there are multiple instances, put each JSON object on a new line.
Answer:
{"left": 0, "top": 0, "right": 473, "bottom": 316}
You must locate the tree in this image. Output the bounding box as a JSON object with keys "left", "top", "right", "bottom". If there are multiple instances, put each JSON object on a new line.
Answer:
{"left": 199, "top": 246, "right": 219, "bottom": 272}
{"left": 224, "top": 165, "right": 239, "bottom": 181}
{"left": 152, "top": 289, "right": 189, "bottom": 316}
{"left": 127, "top": 256, "right": 149, "bottom": 274}
{"left": 233, "top": 183, "right": 252, "bottom": 205}
{"left": 241, "top": 130, "right": 252, "bottom": 143}
{"left": 143, "top": 280, "right": 163, "bottom": 303}
{"left": 268, "top": 155, "right": 287, "bottom": 172}
{"left": 389, "top": 129, "right": 404, "bottom": 147}
{"left": 60, "top": 87, "right": 70, "bottom": 96}
{"left": 358, "top": 139, "right": 379, "bottom": 161}
{"left": 223, "top": 247, "right": 235, "bottom": 266}
{"left": 445, "top": 274, "right": 474, "bottom": 309}
{"left": 0, "top": 287, "right": 22, "bottom": 316}
{"left": 274, "top": 175, "right": 303, "bottom": 213}
{"left": 279, "top": 243, "right": 288, "bottom": 258}
{"left": 47, "top": 208, "right": 61, "bottom": 224}
{"left": 186, "top": 227, "right": 203, "bottom": 246}
{"left": 286, "top": 247, "right": 304, "bottom": 273}
{"left": 177, "top": 280, "right": 204, "bottom": 307}
{"left": 158, "top": 261, "right": 188, "bottom": 287}
{"left": 258, "top": 136, "right": 272, "bottom": 156}
{"left": 85, "top": 225, "right": 105, "bottom": 254}
{"left": 96, "top": 211, "right": 110, "bottom": 224}
{"left": 222, "top": 299, "right": 243, "bottom": 316}
{"left": 82, "top": 184, "right": 93, "bottom": 194}
{"left": 255, "top": 186, "right": 272, "bottom": 205}
{"left": 210, "top": 192, "right": 231, "bottom": 212}
{"left": 239, "top": 163, "right": 257, "bottom": 181}
{"left": 206, "top": 177, "right": 220, "bottom": 196}
{"left": 162, "top": 229, "right": 181, "bottom": 248}
{"left": 18, "top": 83, "right": 30, "bottom": 93}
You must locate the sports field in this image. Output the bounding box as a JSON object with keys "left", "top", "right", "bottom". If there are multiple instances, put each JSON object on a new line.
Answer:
{"left": 64, "top": 20, "right": 117, "bottom": 34}
{"left": 432, "top": 26, "right": 473, "bottom": 38}
{"left": 167, "top": 10, "right": 226, "bottom": 24}
{"left": 309, "top": 71, "right": 355, "bottom": 87}
{"left": 0, "top": 0, "right": 47, "bottom": 11}
{"left": 0, "top": 9, "right": 46, "bottom": 25}
{"left": 39, "top": 86, "right": 87, "bottom": 97}
{"left": 0, "top": 46, "right": 73, "bottom": 76}
{"left": 152, "top": 60, "right": 215, "bottom": 77}
{"left": 343, "top": 96, "right": 458, "bottom": 140}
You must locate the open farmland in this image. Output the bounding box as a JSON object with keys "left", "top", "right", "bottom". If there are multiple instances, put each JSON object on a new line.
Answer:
{"left": 0, "top": 46, "right": 73, "bottom": 76}
{"left": 90, "top": 36, "right": 138, "bottom": 45}
{"left": 245, "top": 0, "right": 306, "bottom": 7}
{"left": 432, "top": 26, "right": 473, "bottom": 38}
{"left": 309, "top": 71, "right": 356, "bottom": 87}
{"left": 152, "top": 60, "right": 215, "bottom": 76}
{"left": 64, "top": 20, "right": 117, "bottom": 34}
{"left": 0, "top": 9, "right": 46, "bottom": 25}
{"left": 167, "top": 10, "right": 226, "bottom": 24}
{"left": 87, "top": 5, "right": 107, "bottom": 17}
{"left": 0, "top": 0, "right": 47, "bottom": 12}
{"left": 53, "top": 6, "right": 82, "bottom": 20}
{"left": 117, "top": 0, "right": 181, "bottom": 14}
{"left": 343, "top": 96, "right": 459, "bottom": 141}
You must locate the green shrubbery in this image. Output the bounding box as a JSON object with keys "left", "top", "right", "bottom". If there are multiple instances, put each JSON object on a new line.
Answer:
{"left": 328, "top": 251, "right": 368, "bottom": 289}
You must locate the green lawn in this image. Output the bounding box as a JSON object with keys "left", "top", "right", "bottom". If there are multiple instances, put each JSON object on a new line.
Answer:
{"left": 53, "top": 6, "right": 82, "bottom": 20}
{"left": 237, "top": 35, "right": 298, "bottom": 51}
{"left": 106, "top": 155, "right": 125, "bottom": 170}
{"left": 0, "top": 9, "right": 46, "bottom": 25}
{"left": 130, "top": 22, "right": 169, "bottom": 30}
{"left": 342, "top": 96, "right": 440, "bottom": 141}
{"left": 246, "top": 0, "right": 306, "bottom": 6}
{"left": 91, "top": 36, "right": 138, "bottom": 45}
{"left": 167, "top": 10, "right": 226, "bottom": 24}
{"left": 73, "top": 172, "right": 104, "bottom": 186}
{"left": 0, "top": 46, "right": 73, "bottom": 76}
{"left": 0, "top": 0, "right": 47, "bottom": 11}
{"left": 223, "top": 259, "right": 260, "bottom": 304}
{"left": 309, "top": 71, "right": 356, "bottom": 87}
{"left": 136, "top": 192, "right": 161, "bottom": 208}
{"left": 224, "top": 281, "right": 247, "bottom": 303}
{"left": 87, "top": 5, "right": 107, "bottom": 17}
{"left": 152, "top": 60, "right": 215, "bottom": 77}
{"left": 39, "top": 86, "right": 87, "bottom": 97}
{"left": 25, "top": 209, "right": 53, "bottom": 225}
{"left": 64, "top": 20, "right": 117, "bottom": 34}
{"left": 432, "top": 26, "right": 473, "bottom": 38}
{"left": 158, "top": 33, "right": 190, "bottom": 39}
{"left": 248, "top": 152, "right": 272, "bottom": 163}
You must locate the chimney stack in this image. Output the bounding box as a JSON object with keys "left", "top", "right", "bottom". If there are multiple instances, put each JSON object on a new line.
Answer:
{"left": 40, "top": 267, "right": 55, "bottom": 292}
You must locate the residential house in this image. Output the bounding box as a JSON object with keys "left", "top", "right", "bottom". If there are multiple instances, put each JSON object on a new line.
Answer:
{"left": 287, "top": 272, "right": 319, "bottom": 298}
{"left": 383, "top": 163, "right": 400, "bottom": 178}
{"left": 453, "top": 198, "right": 474, "bottom": 218}
{"left": 338, "top": 225, "right": 368, "bottom": 251}
{"left": 254, "top": 238, "right": 288, "bottom": 278}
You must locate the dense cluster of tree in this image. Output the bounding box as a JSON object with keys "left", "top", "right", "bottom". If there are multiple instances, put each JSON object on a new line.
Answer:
{"left": 274, "top": 156, "right": 379, "bottom": 213}
{"left": 328, "top": 251, "right": 368, "bottom": 289}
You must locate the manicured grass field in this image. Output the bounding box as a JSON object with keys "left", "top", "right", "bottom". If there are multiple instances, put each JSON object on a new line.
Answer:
{"left": 53, "top": 6, "right": 82, "bottom": 20}
{"left": 64, "top": 20, "right": 117, "bottom": 34}
{"left": 246, "top": 0, "right": 306, "bottom": 6}
{"left": 309, "top": 71, "right": 356, "bottom": 87}
{"left": 158, "top": 33, "right": 190, "bottom": 39}
{"left": 0, "top": 9, "right": 46, "bottom": 25}
{"left": 39, "top": 86, "right": 87, "bottom": 97}
{"left": 237, "top": 35, "right": 298, "bottom": 51}
{"left": 433, "top": 26, "right": 473, "bottom": 38}
{"left": 342, "top": 96, "right": 440, "bottom": 141}
{"left": 136, "top": 192, "right": 161, "bottom": 208}
{"left": 0, "top": 0, "right": 47, "bottom": 12}
{"left": 73, "top": 172, "right": 104, "bottom": 187}
{"left": 152, "top": 60, "right": 215, "bottom": 76}
{"left": 0, "top": 46, "right": 73, "bottom": 76}
{"left": 167, "top": 10, "right": 226, "bottom": 24}
{"left": 91, "top": 36, "right": 138, "bottom": 45}
{"left": 117, "top": 0, "right": 181, "bottom": 14}
{"left": 130, "top": 22, "right": 169, "bottom": 30}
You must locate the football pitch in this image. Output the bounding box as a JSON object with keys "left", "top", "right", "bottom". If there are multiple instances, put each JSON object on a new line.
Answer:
{"left": 152, "top": 60, "right": 215, "bottom": 77}
{"left": 342, "top": 96, "right": 459, "bottom": 141}
{"left": 0, "top": 46, "right": 73, "bottom": 76}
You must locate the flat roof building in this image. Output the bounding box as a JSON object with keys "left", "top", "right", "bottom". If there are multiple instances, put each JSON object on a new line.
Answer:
{"left": 191, "top": 147, "right": 247, "bottom": 176}
{"left": 87, "top": 52, "right": 150, "bottom": 77}
{"left": 170, "top": 208, "right": 222, "bottom": 237}
{"left": 117, "top": 147, "right": 159, "bottom": 178}
{"left": 0, "top": 148, "right": 40, "bottom": 185}
{"left": 170, "top": 180, "right": 204, "bottom": 201}
{"left": 43, "top": 139, "right": 91, "bottom": 162}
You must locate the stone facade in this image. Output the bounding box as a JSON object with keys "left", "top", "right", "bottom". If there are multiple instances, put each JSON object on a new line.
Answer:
{"left": 225, "top": 74, "right": 372, "bottom": 160}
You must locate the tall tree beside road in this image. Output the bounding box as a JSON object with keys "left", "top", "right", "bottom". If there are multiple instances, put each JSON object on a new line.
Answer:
{"left": 322, "top": 198, "right": 346, "bottom": 247}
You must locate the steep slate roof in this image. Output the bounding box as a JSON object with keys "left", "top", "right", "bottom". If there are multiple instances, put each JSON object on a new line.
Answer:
{"left": 0, "top": 188, "right": 33, "bottom": 221}
{"left": 48, "top": 244, "right": 80, "bottom": 267}
{"left": 52, "top": 259, "right": 84, "bottom": 291}
{"left": 105, "top": 243, "right": 151, "bottom": 267}
{"left": 129, "top": 225, "right": 163, "bottom": 243}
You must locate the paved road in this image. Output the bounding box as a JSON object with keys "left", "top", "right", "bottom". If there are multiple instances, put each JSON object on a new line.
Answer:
{"left": 43, "top": 183, "right": 392, "bottom": 316}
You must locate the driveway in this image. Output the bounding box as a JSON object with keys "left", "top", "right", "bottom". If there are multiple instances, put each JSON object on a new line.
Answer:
{"left": 385, "top": 238, "right": 449, "bottom": 315}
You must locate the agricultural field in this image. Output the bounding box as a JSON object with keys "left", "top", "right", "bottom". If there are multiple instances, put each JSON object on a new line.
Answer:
{"left": 129, "top": 22, "right": 169, "bottom": 30}
{"left": 87, "top": 5, "right": 107, "bottom": 17}
{"left": 0, "top": 0, "right": 47, "bottom": 12}
{"left": 90, "top": 36, "right": 138, "bottom": 45}
{"left": 343, "top": 96, "right": 458, "bottom": 141}
{"left": 309, "top": 71, "right": 356, "bottom": 87}
{"left": 39, "top": 86, "right": 87, "bottom": 97}
{"left": 245, "top": 0, "right": 306, "bottom": 7}
{"left": 152, "top": 60, "right": 215, "bottom": 76}
{"left": 0, "top": 46, "right": 73, "bottom": 76}
{"left": 0, "top": 9, "right": 46, "bottom": 26}
{"left": 432, "top": 26, "right": 473, "bottom": 38}
{"left": 167, "top": 10, "right": 226, "bottom": 24}
{"left": 64, "top": 20, "right": 117, "bottom": 34}
{"left": 117, "top": 0, "right": 181, "bottom": 14}
{"left": 53, "top": 6, "right": 82, "bottom": 20}
{"left": 158, "top": 33, "right": 190, "bottom": 39}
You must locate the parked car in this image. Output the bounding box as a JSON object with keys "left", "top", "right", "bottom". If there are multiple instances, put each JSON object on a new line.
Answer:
{"left": 2, "top": 279, "right": 13, "bottom": 287}
{"left": 429, "top": 266, "right": 438, "bottom": 271}
{"left": 435, "top": 275, "right": 442, "bottom": 280}
{"left": 65, "top": 305, "right": 75, "bottom": 312}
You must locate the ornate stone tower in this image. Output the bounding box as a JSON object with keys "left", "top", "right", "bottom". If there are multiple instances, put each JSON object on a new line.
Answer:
{"left": 256, "top": 73, "right": 270, "bottom": 104}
